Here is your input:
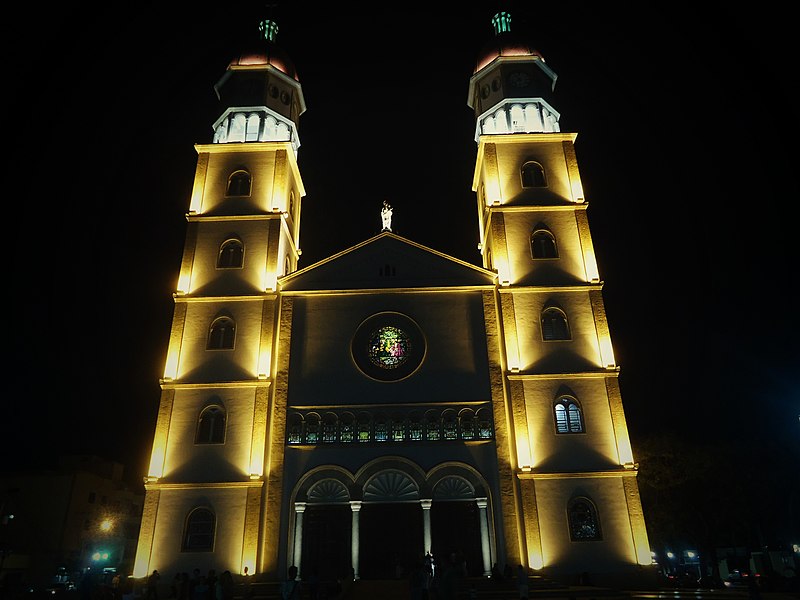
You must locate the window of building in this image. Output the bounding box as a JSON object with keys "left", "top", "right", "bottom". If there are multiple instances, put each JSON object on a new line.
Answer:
{"left": 374, "top": 416, "right": 389, "bottom": 442}
{"left": 554, "top": 397, "right": 584, "bottom": 433}
{"left": 340, "top": 413, "right": 355, "bottom": 443}
{"left": 424, "top": 410, "right": 441, "bottom": 441}
{"left": 217, "top": 238, "right": 244, "bottom": 269}
{"left": 207, "top": 316, "right": 236, "bottom": 350}
{"left": 476, "top": 408, "right": 493, "bottom": 439}
{"left": 226, "top": 170, "right": 251, "bottom": 197}
{"left": 357, "top": 414, "right": 371, "bottom": 443}
{"left": 541, "top": 307, "right": 570, "bottom": 341}
{"left": 521, "top": 161, "right": 547, "bottom": 188}
{"left": 321, "top": 413, "right": 338, "bottom": 443}
{"left": 305, "top": 413, "right": 320, "bottom": 444}
{"left": 183, "top": 508, "right": 215, "bottom": 551}
{"left": 459, "top": 410, "right": 476, "bottom": 440}
{"left": 391, "top": 416, "right": 406, "bottom": 442}
{"left": 567, "top": 497, "right": 602, "bottom": 541}
{"left": 442, "top": 411, "right": 458, "bottom": 440}
{"left": 287, "top": 413, "right": 303, "bottom": 444}
{"left": 196, "top": 406, "right": 226, "bottom": 444}
{"left": 88, "top": 492, "right": 96, "bottom": 503}
{"left": 531, "top": 229, "right": 558, "bottom": 259}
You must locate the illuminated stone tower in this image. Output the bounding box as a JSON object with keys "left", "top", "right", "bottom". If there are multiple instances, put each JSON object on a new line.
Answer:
{"left": 133, "top": 17, "right": 306, "bottom": 578}
{"left": 133, "top": 10, "right": 655, "bottom": 590}
{"left": 468, "top": 11, "right": 652, "bottom": 579}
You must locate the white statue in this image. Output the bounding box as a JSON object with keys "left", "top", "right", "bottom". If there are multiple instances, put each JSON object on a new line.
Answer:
{"left": 381, "top": 200, "right": 393, "bottom": 231}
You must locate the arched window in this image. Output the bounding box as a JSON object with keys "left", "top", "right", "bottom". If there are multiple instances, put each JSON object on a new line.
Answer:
{"left": 245, "top": 114, "right": 260, "bottom": 141}
{"left": 287, "top": 413, "right": 303, "bottom": 444}
{"left": 182, "top": 508, "right": 215, "bottom": 551}
{"left": 442, "top": 410, "right": 458, "bottom": 440}
{"left": 321, "top": 413, "right": 338, "bottom": 443}
{"left": 207, "top": 316, "right": 236, "bottom": 350}
{"left": 305, "top": 413, "right": 320, "bottom": 444}
{"left": 217, "top": 238, "right": 244, "bottom": 269}
{"left": 567, "top": 497, "right": 602, "bottom": 541}
{"left": 424, "top": 410, "right": 441, "bottom": 441}
{"left": 554, "top": 397, "right": 584, "bottom": 433}
{"left": 226, "top": 170, "right": 251, "bottom": 197}
{"left": 541, "top": 307, "right": 570, "bottom": 341}
{"left": 530, "top": 229, "right": 558, "bottom": 259}
{"left": 408, "top": 412, "right": 423, "bottom": 441}
{"left": 374, "top": 415, "right": 389, "bottom": 442}
{"left": 357, "top": 413, "right": 371, "bottom": 443}
{"left": 521, "top": 161, "right": 547, "bottom": 188}
{"left": 340, "top": 412, "right": 355, "bottom": 443}
{"left": 476, "top": 408, "right": 493, "bottom": 439}
{"left": 196, "top": 406, "right": 226, "bottom": 444}
{"left": 459, "top": 409, "right": 476, "bottom": 440}
{"left": 391, "top": 415, "right": 406, "bottom": 442}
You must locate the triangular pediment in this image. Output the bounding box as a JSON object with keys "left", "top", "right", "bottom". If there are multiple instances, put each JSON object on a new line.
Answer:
{"left": 280, "top": 232, "right": 496, "bottom": 292}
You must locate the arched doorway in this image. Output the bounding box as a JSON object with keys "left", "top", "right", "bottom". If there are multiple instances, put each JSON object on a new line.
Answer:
{"left": 300, "top": 504, "right": 352, "bottom": 582}
{"left": 359, "top": 502, "right": 423, "bottom": 580}
{"left": 431, "top": 499, "right": 483, "bottom": 577}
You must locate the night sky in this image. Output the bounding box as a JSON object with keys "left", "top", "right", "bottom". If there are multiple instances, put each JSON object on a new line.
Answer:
{"left": 9, "top": 2, "right": 797, "bottom": 492}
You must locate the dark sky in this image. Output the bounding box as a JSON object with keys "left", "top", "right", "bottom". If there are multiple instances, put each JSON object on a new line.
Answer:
{"left": 9, "top": 2, "right": 797, "bottom": 486}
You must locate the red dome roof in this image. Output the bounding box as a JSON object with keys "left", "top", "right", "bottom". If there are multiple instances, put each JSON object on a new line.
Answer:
{"left": 474, "top": 30, "right": 545, "bottom": 74}
{"left": 228, "top": 41, "right": 299, "bottom": 81}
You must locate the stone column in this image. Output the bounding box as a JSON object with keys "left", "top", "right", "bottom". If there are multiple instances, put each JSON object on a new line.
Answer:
{"left": 292, "top": 502, "right": 306, "bottom": 578}
{"left": 350, "top": 501, "right": 362, "bottom": 580}
{"left": 420, "top": 499, "right": 433, "bottom": 557}
{"left": 476, "top": 497, "right": 492, "bottom": 576}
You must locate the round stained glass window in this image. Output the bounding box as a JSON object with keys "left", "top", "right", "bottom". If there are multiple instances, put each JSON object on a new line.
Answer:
{"left": 368, "top": 326, "right": 410, "bottom": 369}
{"left": 352, "top": 312, "right": 425, "bottom": 382}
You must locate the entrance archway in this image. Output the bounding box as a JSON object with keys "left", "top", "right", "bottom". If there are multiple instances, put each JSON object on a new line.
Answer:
{"left": 431, "top": 499, "right": 483, "bottom": 577}
{"left": 300, "top": 504, "right": 352, "bottom": 582}
{"left": 359, "top": 502, "right": 423, "bottom": 580}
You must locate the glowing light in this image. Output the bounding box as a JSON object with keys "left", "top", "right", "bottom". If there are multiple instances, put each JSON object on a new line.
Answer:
{"left": 667, "top": 551, "right": 675, "bottom": 559}
{"left": 598, "top": 336, "right": 616, "bottom": 369}
{"left": 99, "top": 519, "right": 113, "bottom": 532}
{"left": 148, "top": 445, "right": 165, "bottom": 479}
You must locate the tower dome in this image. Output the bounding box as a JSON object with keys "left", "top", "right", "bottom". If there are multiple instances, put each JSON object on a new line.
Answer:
{"left": 228, "top": 19, "right": 299, "bottom": 81}
{"left": 473, "top": 11, "right": 545, "bottom": 75}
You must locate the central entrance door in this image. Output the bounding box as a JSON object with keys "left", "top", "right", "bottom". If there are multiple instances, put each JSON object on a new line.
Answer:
{"left": 359, "top": 502, "right": 423, "bottom": 580}
{"left": 301, "top": 504, "right": 352, "bottom": 582}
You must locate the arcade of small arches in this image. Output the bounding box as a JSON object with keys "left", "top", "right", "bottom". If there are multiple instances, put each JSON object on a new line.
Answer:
{"left": 285, "top": 406, "right": 494, "bottom": 446}
{"left": 289, "top": 459, "right": 495, "bottom": 580}
{"left": 212, "top": 107, "right": 301, "bottom": 154}
{"left": 475, "top": 98, "right": 560, "bottom": 140}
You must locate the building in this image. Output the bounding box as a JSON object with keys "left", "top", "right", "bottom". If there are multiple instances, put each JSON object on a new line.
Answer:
{"left": 0, "top": 456, "right": 143, "bottom": 592}
{"left": 132, "top": 11, "right": 654, "bottom": 588}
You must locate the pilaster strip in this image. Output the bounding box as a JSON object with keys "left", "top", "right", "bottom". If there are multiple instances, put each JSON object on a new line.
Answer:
{"left": 148, "top": 389, "right": 175, "bottom": 478}
{"left": 133, "top": 488, "right": 160, "bottom": 577}
{"left": 516, "top": 477, "right": 543, "bottom": 568}
{"left": 482, "top": 290, "right": 524, "bottom": 566}
{"left": 562, "top": 140, "right": 584, "bottom": 203}
{"left": 605, "top": 377, "right": 634, "bottom": 465}
{"left": 241, "top": 485, "right": 263, "bottom": 574}
{"left": 260, "top": 295, "right": 293, "bottom": 575}
{"left": 622, "top": 475, "right": 651, "bottom": 565}
{"left": 574, "top": 208, "right": 598, "bottom": 282}
{"left": 499, "top": 292, "right": 519, "bottom": 371}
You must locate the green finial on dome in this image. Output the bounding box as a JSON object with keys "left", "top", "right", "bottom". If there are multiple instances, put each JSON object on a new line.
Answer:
{"left": 492, "top": 11, "right": 512, "bottom": 35}
{"left": 259, "top": 19, "right": 279, "bottom": 42}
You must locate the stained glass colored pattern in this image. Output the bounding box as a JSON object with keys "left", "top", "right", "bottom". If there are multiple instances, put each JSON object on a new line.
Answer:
{"left": 368, "top": 326, "right": 410, "bottom": 369}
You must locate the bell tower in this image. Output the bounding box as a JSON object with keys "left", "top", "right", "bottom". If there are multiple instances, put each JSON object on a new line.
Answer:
{"left": 470, "top": 11, "right": 652, "bottom": 575}
{"left": 133, "top": 14, "right": 306, "bottom": 579}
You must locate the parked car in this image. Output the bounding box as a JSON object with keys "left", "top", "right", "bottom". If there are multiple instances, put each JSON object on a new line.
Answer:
{"left": 724, "top": 570, "right": 755, "bottom": 589}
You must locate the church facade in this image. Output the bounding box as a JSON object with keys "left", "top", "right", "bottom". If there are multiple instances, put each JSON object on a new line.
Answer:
{"left": 133, "top": 12, "right": 653, "bottom": 587}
